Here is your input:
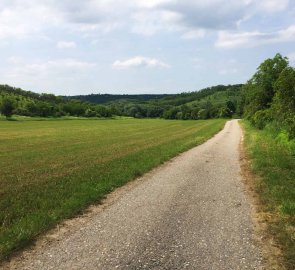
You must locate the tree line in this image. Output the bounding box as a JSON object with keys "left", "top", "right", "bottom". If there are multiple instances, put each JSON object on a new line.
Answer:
{"left": 72, "top": 84, "right": 242, "bottom": 120}
{"left": 0, "top": 85, "right": 112, "bottom": 118}
{"left": 0, "top": 84, "right": 242, "bottom": 120}
{"left": 240, "top": 53, "right": 295, "bottom": 139}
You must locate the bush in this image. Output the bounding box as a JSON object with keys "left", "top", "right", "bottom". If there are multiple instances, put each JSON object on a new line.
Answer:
{"left": 284, "top": 117, "right": 295, "bottom": 140}
{"left": 219, "top": 107, "right": 231, "bottom": 118}
{"left": 14, "top": 107, "right": 30, "bottom": 116}
{"left": 251, "top": 109, "right": 272, "bottom": 129}
{"left": 198, "top": 109, "right": 208, "bottom": 120}
{"left": 85, "top": 108, "right": 97, "bottom": 117}
{"left": 176, "top": 111, "right": 183, "bottom": 120}
{"left": 276, "top": 130, "right": 295, "bottom": 156}
{"left": 163, "top": 108, "right": 179, "bottom": 119}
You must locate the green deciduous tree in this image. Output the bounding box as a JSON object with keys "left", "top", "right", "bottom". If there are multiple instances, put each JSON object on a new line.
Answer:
{"left": 241, "top": 53, "right": 295, "bottom": 139}
{"left": 241, "top": 53, "right": 289, "bottom": 129}
{"left": 0, "top": 96, "right": 15, "bottom": 118}
{"left": 272, "top": 67, "right": 295, "bottom": 138}
{"left": 242, "top": 53, "right": 289, "bottom": 119}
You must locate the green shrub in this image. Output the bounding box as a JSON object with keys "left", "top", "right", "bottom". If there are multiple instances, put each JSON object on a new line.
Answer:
{"left": 284, "top": 116, "right": 295, "bottom": 140}
{"left": 276, "top": 130, "right": 295, "bottom": 156}
{"left": 251, "top": 109, "right": 272, "bottom": 129}
{"left": 85, "top": 108, "right": 96, "bottom": 117}
{"left": 197, "top": 109, "right": 208, "bottom": 120}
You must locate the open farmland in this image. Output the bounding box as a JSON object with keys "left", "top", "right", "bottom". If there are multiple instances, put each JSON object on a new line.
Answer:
{"left": 0, "top": 118, "right": 225, "bottom": 258}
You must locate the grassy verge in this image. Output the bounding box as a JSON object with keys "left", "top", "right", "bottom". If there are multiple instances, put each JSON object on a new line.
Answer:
{"left": 241, "top": 120, "right": 295, "bottom": 269}
{"left": 0, "top": 118, "right": 226, "bottom": 259}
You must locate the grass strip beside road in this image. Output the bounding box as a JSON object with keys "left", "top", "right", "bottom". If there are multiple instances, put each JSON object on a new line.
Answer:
{"left": 241, "top": 121, "right": 295, "bottom": 270}
{"left": 0, "top": 118, "right": 226, "bottom": 259}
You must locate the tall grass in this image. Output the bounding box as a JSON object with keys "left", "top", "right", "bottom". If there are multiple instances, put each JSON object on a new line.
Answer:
{"left": 0, "top": 118, "right": 225, "bottom": 259}
{"left": 242, "top": 121, "right": 295, "bottom": 269}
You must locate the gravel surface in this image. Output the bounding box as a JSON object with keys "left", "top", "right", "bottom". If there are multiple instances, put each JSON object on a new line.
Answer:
{"left": 3, "top": 120, "right": 263, "bottom": 270}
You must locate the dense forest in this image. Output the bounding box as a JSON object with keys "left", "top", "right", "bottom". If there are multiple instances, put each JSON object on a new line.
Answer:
{"left": 0, "top": 85, "right": 112, "bottom": 118}
{"left": 66, "top": 94, "right": 173, "bottom": 104}
{"left": 0, "top": 83, "right": 242, "bottom": 120}
{"left": 67, "top": 84, "right": 242, "bottom": 120}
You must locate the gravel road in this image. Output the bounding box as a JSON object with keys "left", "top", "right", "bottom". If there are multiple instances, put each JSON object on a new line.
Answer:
{"left": 4, "top": 120, "right": 263, "bottom": 270}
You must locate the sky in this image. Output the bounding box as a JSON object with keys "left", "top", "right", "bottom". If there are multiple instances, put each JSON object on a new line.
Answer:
{"left": 0, "top": 0, "right": 295, "bottom": 95}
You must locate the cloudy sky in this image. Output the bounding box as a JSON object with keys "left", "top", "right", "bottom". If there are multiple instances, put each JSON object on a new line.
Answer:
{"left": 1, "top": 0, "right": 295, "bottom": 95}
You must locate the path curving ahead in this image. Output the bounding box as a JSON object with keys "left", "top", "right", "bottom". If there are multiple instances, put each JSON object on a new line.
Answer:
{"left": 4, "top": 120, "right": 263, "bottom": 270}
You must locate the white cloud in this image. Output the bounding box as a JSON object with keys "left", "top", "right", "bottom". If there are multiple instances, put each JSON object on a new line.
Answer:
{"left": 57, "top": 41, "right": 76, "bottom": 49}
{"left": 2, "top": 57, "right": 97, "bottom": 94}
{"left": 137, "top": 0, "right": 172, "bottom": 9}
{"left": 113, "top": 56, "right": 170, "bottom": 69}
{"left": 0, "top": 1, "right": 61, "bottom": 39}
{"left": 216, "top": 25, "right": 295, "bottom": 48}
{"left": 6, "top": 56, "right": 23, "bottom": 65}
{"left": 216, "top": 31, "right": 263, "bottom": 48}
{"left": 131, "top": 10, "right": 183, "bottom": 36}
{"left": 0, "top": 0, "right": 292, "bottom": 40}
{"left": 255, "top": 0, "right": 289, "bottom": 13}
{"left": 7, "top": 58, "right": 96, "bottom": 78}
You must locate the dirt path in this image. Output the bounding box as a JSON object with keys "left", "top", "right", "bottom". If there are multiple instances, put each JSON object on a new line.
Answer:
{"left": 3, "top": 120, "right": 263, "bottom": 269}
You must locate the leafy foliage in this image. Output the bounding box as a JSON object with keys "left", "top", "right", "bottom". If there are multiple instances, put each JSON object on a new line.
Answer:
{"left": 69, "top": 84, "right": 242, "bottom": 120}
{"left": 67, "top": 93, "right": 173, "bottom": 104}
{"left": 0, "top": 96, "right": 15, "bottom": 118}
{"left": 1, "top": 84, "right": 242, "bottom": 120}
{"left": 0, "top": 85, "right": 111, "bottom": 118}
{"left": 241, "top": 53, "right": 295, "bottom": 138}
{"left": 273, "top": 67, "right": 295, "bottom": 138}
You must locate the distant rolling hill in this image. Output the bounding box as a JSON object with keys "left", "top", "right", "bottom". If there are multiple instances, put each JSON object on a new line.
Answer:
{"left": 65, "top": 93, "right": 175, "bottom": 104}
{"left": 66, "top": 84, "right": 243, "bottom": 108}
{"left": 1, "top": 83, "right": 243, "bottom": 119}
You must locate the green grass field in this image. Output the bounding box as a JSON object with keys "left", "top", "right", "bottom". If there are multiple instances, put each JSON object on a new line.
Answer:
{"left": 0, "top": 118, "right": 226, "bottom": 259}
{"left": 242, "top": 121, "right": 295, "bottom": 269}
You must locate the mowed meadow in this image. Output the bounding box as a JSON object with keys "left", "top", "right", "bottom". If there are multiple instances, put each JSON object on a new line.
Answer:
{"left": 0, "top": 118, "right": 225, "bottom": 258}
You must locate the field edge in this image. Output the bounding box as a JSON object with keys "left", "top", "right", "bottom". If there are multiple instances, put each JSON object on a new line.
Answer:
{"left": 0, "top": 119, "right": 226, "bottom": 262}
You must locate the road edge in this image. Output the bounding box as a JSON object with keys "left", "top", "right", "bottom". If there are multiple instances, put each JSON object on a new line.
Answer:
{"left": 239, "top": 121, "right": 286, "bottom": 270}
